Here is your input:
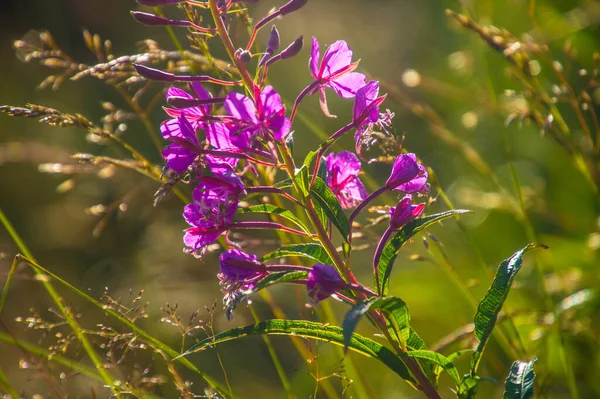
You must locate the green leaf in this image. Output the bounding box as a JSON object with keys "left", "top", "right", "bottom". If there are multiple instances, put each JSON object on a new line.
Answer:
{"left": 248, "top": 271, "right": 309, "bottom": 294}
{"left": 317, "top": 157, "right": 328, "bottom": 183}
{"left": 261, "top": 243, "right": 333, "bottom": 264}
{"left": 182, "top": 319, "right": 415, "bottom": 384}
{"left": 471, "top": 244, "right": 539, "bottom": 373}
{"left": 378, "top": 210, "right": 471, "bottom": 296}
{"left": 225, "top": 271, "right": 309, "bottom": 318}
{"left": 502, "top": 357, "right": 537, "bottom": 399}
{"left": 342, "top": 297, "right": 410, "bottom": 352}
{"left": 310, "top": 176, "right": 350, "bottom": 241}
{"left": 293, "top": 165, "right": 310, "bottom": 197}
{"left": 407, "top": 350, "right": 461, "bottom": 386}
{"left": 274, "top": 178, "right": 293, "bottom": 190}
{"left": 237, "top": 204, "right": 311, "bottom": 235}
{"left": 342, "top": 299, "right": 376, "bottom": 353}
{"left": 292, "top": 151, "right": 318, "bottom": 197}
{"left": 285, "top": 130, "right": 294, "bottom": 154}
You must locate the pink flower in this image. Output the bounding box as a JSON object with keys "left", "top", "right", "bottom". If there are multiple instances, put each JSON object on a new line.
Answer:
{"left": 183, "top": 176, "right": 244, "bottom": 256}
{"left": 223, "top": 85, "right": 291, "bottom": 146}
{"left": 324, "top": 151, "right": 368, "bottom": 209}
{"left": 309, "top": 38, "right": 366, "bottom": 117}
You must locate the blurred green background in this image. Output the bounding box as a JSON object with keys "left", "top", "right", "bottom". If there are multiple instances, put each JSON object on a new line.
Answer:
{"left": 1, "top": 0, "right": 599, "bottom": 398}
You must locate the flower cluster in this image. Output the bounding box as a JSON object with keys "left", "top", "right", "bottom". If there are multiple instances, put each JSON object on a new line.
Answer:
{"left": 134, "top": 0, "right": 430, "bottom": 315}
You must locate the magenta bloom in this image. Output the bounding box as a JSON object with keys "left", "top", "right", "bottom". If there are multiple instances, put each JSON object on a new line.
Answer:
{"left": 306, "top": 263, "right": 345, "bottom": 306}
{"left": 309, "top": 37, "right": 366, "bottom": 117}
{"left": 160, "top": 115, "right": 200, "bottom": 173}
{"left": 224, "top": 85, "right": 291, "bottom": 146}
{"left": 385, "top": 153, "right": 429, "bottom": 194}
{"left": 324, "top": 151, "right": 368, "bottom": 209}
{"left": 183, "top": 176, "right": 244, "bottom": 256}
{"left": 389, "top": 196, "right": 425, "bottom": 229}
{"left": 219, "top": 249, "right": 268, "bottom": 318}
{"left": 164, "top": 82, "right": 213, "bottom": 127}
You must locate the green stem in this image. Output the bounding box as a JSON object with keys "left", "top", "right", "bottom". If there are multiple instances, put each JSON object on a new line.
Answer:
{"left": 0, "top": 208, "right": 121, "bottom": 398}
{"left": 275, "top": 142, "right": 442, "bottom": 399}
{"left": 319, "top": 302, "right": 376, "bottom": 399}
{"left": 0, "top": 210, "right": 228, "bottom": 397}
{"left": 0, "top": 365, "right": 19, "bottom": 399}
{"left": 249, "top": 305, "right": 293, "bottom": 397}
{"left": 0, "top": 329, "right": 164, "bottom": 399}
{"left": 207, "top": 0, "right": 255, "bottom": 94}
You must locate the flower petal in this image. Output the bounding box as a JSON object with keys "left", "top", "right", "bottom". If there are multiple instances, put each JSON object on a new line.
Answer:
{"left": 320, "top": 40, "right": 353, "bottom": 78}
{"left": 162, "top": 144, "right": 196, "bottom": 173}
{"left": 329, "top": 72, "right": 366, "bottom": 98}
{"left": 353, "top": 80, "right": 380, "bottom": 121}
{"left": 225, "top": 92, "right": 258, "bottom": 124}
{"left": 309, "top": 36, "right": 320, "bottom": 79}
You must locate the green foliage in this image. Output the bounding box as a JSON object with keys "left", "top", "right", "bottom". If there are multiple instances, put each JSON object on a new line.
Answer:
{"left": 237, "top": 204, "right": 311, "bottom": 235}
{"left": 310, "top": 176, "right": 351, "bottom": 241}
{"left": 503, "top": 357, "right": 537, "bottom": 399}
{"left": 470, "top": 244, "right": 539, "bottom": 374}
{"left": 407, "top": 350, "right": 460, "bottom": 386}
{"left": 182, "top": 319, "right": 415, "bottom": 383}
{"left": 261, "top": 243, "right": 333, "bottom": 264}
{"left": 377, "top": 210, "right": 470, "bottom": 295}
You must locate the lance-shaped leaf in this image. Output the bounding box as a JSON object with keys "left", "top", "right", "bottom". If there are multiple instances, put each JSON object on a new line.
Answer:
{"left": 342, "top": 297, "right": 435, "bottom": 379}
{"left": 378, "top": 210, "right": 470, "bottom": 296}
{"left": 471, "top": 244, "right": 540, "bottom": 374}
{"left": 181, "top": 319, "right": 414, "bottom": 384}
{"left": 342, "top": 297, "right": 410, "bottom": 351}
{"left": 261, "top": 243, "right": 333, "bottom": 264}
{"left": 237, "top": 204, "right": 311, "bottom": 235}
{"left": 503, "top": 357, "right": 537, "bottom": 399}
{"left": 407, "top": 350, "right": 461, "bottom": 386}
{"left": 246, "top": 271, "right": 309, "bottom": 295}
{"left": 225, "top": 271, "right": 309, "bottom": 318}
{"left": 310, "top": 176, "right": 350, "bottom": 241}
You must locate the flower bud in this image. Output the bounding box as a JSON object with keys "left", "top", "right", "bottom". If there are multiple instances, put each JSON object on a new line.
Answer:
{"left": 131, "top": 11, "right": 170, "bottom": 26}
{"left": 136, "top": 0, "right": 185, "bottom": 5}
{"left": 131, "top": 11, "right": 190, "bottom": 28}
{"left": 133, "top": 64, "right": 175, "bottom": 82}
{"left": 389, "top": 196, "right": 424, "bottom": 229}
{"left": 279, "top": 0, "right": 309, "bottom": 16}
{"left": 236, "top": 49, "right": 253, "bottom": 64}
{"left": 306, "top": 264, "right": 345, "bottom": 306}
{"left": 267, "top": 26, "right": 280, "bottom": 55}
{"left": 385, "top": 153, "right": 420, "bottom": 190}
{"left": 281, "top": 36, "right": 304, "bottom": 59}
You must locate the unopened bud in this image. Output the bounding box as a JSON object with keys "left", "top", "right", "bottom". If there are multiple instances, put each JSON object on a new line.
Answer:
{"left": 131, "top": 11, "right": 170, "bottom": 26}
{"left": 136, "top": 0, "right": 185, "bottom": 5}
{"left": 279, "top": 0, "right": 309, "bottom": 16}
{"left": 267, "top": 26, "right": 280, "bottom": 55}
{"left": 280, "top": 35, "right": 304, "bottom": 59}
{"left": 236, "top": 49, "right": 252, "bottom": 64}
{"left": 133, "top": 64, "right": 175, "bottom": 82}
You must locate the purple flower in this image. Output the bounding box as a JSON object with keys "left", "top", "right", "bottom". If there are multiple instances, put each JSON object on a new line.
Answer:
{"left": 306, "top": 264, "right": 345, "bottom": 306}
{"left": 219, "top": 249, "right": 268, "bottom": 319}
{"left": 385, "top": 153, "right": 429, "bottom": 194}
{"left": 324, "top": 151, "right": 368, "bottom": 209}
{"left": 309, "top": 38, "right": 366, "bottom": 117}
{"left": 164, "top": 82, "right": 213, "bottom": 126}
{"left": 160, "top": 115, "right": 200, "bottom": 173}
{"left": 183, "top": 176, "right": 244, "bottom": 256}
{"left": 352, "top": 81, "right": 392, "bottom": 151}
{"left": 223, "top": 85, "right": 291, "bottom": 146}
{"left": 389, "top": 196, "right": 425, "bottom": 229}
